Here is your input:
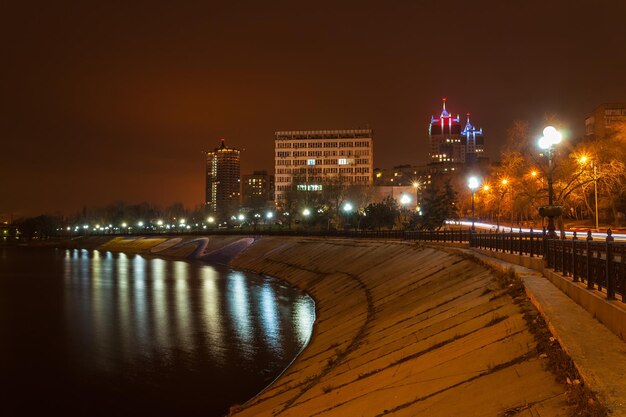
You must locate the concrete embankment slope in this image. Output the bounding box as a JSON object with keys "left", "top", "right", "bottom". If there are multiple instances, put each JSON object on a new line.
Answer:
{"left": 58, "top": 235, "right": 575, "bottom": 416}
{"left": 229, "top": 238, "right": 570, "bottom": 417}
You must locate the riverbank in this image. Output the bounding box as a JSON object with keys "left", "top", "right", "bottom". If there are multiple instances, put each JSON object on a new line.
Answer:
{"left": 51, "top": 235, "right": 605, "bottom": 416}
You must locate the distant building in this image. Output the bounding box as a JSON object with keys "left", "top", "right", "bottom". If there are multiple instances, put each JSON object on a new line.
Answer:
{"left": 373, "top": 164, "right": 432, "bottom": 187}
{"left": 205, "top": 139, "right": 241, "bottom": 219}
{"left": 274, "top": 129, "right": 374, "bottom": 208}
{"left": 428, "top": 98, "right": 485, "bottom": 171}
{"left": 242, "top": 170, "right": 274, "bottom": 208}
{"left": 585, "top": 103, "right": 626, "bottom": 141}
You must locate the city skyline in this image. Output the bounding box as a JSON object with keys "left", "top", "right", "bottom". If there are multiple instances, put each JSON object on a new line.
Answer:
{"left": 2, "top": 1, "right": 626, "bottom": 217}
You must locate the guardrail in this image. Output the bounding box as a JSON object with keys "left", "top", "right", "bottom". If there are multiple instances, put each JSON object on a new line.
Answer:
{"left": 470, "top": 229, "right": 625, "bottom": 303}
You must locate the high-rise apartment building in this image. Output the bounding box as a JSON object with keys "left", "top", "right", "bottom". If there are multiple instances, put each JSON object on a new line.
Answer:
{"left": 274, "top": 129, "right": 374, "bottom": 208}
{"left": 242, "top": 170, "right": 274, "bottom": 208}
{"left": 205, "top": 139, "right": 241, "bottom": 219}
{"left": 585, "top": 103, "right": 626, "bottom": 141}
{"left": 428, "top": 98, "right": 484, "bottom": 170}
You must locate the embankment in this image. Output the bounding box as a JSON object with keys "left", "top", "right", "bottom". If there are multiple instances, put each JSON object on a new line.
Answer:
{"left": 59, "top": 235, "right": 576, "bottom": 416}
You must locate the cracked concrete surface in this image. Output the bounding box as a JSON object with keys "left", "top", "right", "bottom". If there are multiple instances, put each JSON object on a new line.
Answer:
{"left": 229, "top": 238, "right": 571, "bottom": 417}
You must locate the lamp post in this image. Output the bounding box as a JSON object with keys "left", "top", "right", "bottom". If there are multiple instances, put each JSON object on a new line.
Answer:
{"left": 537, "top": 126, "right": 563, "bottom": 238}
{"left": 342, "top": 202, "right": 353, "bottom": 230}
{"left": 399, "top": 194, "right": 412, "bottom": 230}
{"left": 468, "top": 176, "right": 480, "bottom": 231}
{"left": 593, "top": 163, "right": 599, "bottom": 231}
{"left": 579, "top": 155, "right": 599, "bottom": 231}
{"left": 412, "top": 181, "right": 420, "bottom": 209}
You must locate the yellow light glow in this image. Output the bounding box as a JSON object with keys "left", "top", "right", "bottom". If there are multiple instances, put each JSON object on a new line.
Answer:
{"left": 531, "top": 171, "right": 537, "bottom": 177}
{"left": 483, "top": 185, "right": 490, "bottom": 191}
{"left": 501, "top": 179, "right": 508, "bottom": 186}
{"left": 579, "top": 155, "right": 588, "bottom": 164}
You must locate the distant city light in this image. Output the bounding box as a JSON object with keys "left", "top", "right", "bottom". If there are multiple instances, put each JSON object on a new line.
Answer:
{"left": 238, "top": 214, "right": 245, "bottom": 221}
{"left": 302, "top": 208, "right": 311, "bottom": 216}
{"left": 343, "top": 202, "right": 353, "bottom": 212}
{"left": 400, "top": 194, "right": 411, "bottom": 205}
{"left": 207, "top": 216, "right": 215, "bottom": 223}
{"left": 266, "top": 212, "right": 273, "bottom": 219}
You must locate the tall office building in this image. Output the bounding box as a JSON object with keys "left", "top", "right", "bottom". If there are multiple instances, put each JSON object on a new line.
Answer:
{"left": 585, "top": 103, "right": 626, "bottom": 141}
{"left": 205, "top": 139, "right": 241, "bottom": 219}
{"left": 274, "top": 129, "right": 374, "bottom": 208}
{"left": 428, "top": 98, "right": 484, "bottom": 170}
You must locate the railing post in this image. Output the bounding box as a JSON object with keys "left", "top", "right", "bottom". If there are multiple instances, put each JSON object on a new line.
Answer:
{"left": 572, "top": 231, "right": 578, "bottom": 282}
{"left": 529, "top": 228, "right": 534, "bottom": 257}
{"left": 606, "top": 229, "right": 615, "bottom": 300}
{"left": 586, "top": 232, "right": 593, "bottom": 289}
{"left": 542, "top": 226, "right": 548, "bottom": 266}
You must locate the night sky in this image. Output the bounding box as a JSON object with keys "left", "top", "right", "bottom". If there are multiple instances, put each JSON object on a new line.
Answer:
{"left": 2, "top": 1, "right": 626, "bottom": 218}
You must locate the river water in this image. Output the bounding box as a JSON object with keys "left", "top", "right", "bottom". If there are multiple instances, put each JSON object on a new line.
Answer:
{"left": 0, "top": 247, "right": 315, "bottom": 417}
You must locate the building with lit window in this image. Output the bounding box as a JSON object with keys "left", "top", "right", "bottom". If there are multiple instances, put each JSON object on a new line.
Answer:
{"left": 274, "top": 129, "right": 374, "bottom": 208}
{"left": 585, "top": 103, "right": 626, "bottom": 141}
{"left": 428, "top": 98, "right": 484, "bottom": 171}
{"left": 205, "top": 139, "right": 241, "bottom": 219}
{"left": 242, "top": 170, "right": 274, "bottom": 208}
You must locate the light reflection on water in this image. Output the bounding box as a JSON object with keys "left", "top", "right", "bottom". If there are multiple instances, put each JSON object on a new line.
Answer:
{"left": 1, "top": 248, "right": 315, "bottom": 417}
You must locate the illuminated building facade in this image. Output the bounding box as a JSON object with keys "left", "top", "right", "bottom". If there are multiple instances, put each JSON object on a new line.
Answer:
{"left": 205, "top": 139, "right": 241, "bottom": 219}
{"left": 585, "top": 103, "right": 626, "bottom": 141}
{"left": 428, "top": 98, "right": 484, "bottom": 170}
{"left": 242, "top": 170, "right": 274, "bottom": 208}
{"left": 274, "top": 129, "right": 374, "bottom": 208}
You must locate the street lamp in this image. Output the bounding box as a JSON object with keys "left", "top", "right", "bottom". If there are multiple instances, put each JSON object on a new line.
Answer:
{"left": 412, "top": 181, "right": 420, "bottom": 209}
{"left": 537, "top": 125, "right": 563, "bottom": 238}
{"left": 400, "top": 194, "right": 411, "bottom": 206}
{"left": 579, "top": 155, "right": 599, "bottom": 231}
{"left": 467, "top": 176, "right": 480, "bottom": 231}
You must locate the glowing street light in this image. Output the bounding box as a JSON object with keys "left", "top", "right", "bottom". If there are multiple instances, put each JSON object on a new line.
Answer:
{"left": 468, "top": 176, "right": 480, "bottom": 231}
{"left": 537, "top": 125, "right": 563, "bottom": 238}
{"left": 400, "top": 194, "right": 411, "bottom": 206}
{"left": 237, "top": 214, "right": 245, "bottom": 221}
{"left": 207, "top": 216, "right": 215, "bottom": 224}
{"left": 579, "top": 155, "right": 599, "bottom": 231}
{"left": 302, "top": 208, "right": 311, "bottom": 217}
{"left": 412, "top": 181, "right": 421, "bottom": 207}
{"left": 342, "top": 202, "right": 353, "bottom": 213}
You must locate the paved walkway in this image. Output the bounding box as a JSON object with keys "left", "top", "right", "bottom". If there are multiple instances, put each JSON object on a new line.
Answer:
{"left": 464, "top": 249, "right": 626, "bottom": 416}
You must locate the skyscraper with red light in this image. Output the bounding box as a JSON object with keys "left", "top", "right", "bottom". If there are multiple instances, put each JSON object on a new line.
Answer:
{"left": 428, "top": 98, "right": 484, "bottom": 171}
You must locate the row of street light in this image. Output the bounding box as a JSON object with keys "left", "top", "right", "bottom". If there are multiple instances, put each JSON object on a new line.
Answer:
{"left": 466, "top": 125, "right": 566, "bottom": 236}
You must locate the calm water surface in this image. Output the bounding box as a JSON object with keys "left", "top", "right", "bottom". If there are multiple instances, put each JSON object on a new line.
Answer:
{"left": 0, "top": 247, "right": 315, "bottom": 417}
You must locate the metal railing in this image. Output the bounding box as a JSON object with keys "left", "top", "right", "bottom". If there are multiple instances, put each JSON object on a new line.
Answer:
{"left": 469, "top": 229, "right": 625, "bottom": 303}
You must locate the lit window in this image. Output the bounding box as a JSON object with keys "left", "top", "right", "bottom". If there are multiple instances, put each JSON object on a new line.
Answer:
{"left": 338, "top": 158, "right": 348, "bottom": 165}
